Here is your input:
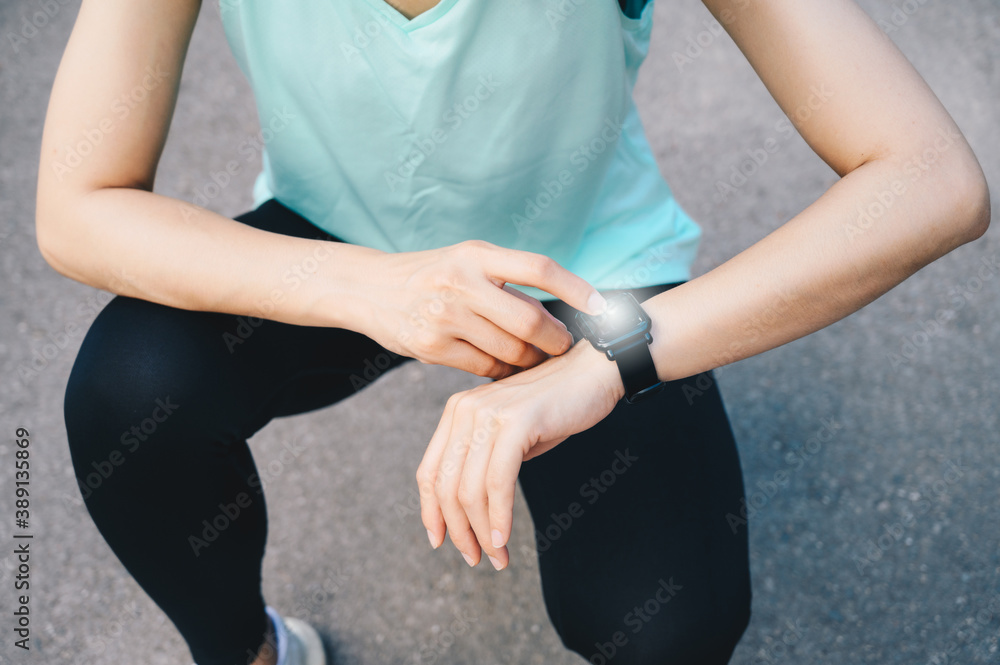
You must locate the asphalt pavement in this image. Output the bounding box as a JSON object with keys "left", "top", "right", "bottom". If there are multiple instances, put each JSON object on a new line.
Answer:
{"left": 0, "top": 1, "right": 998, "bottom": 664}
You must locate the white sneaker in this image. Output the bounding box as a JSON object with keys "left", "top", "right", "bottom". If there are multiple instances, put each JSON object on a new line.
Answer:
{"left": 266, "top": 605, "right": 327, "bottom": 665}
{"left": 189, "top": 606, "right": 326, "bottom": 665}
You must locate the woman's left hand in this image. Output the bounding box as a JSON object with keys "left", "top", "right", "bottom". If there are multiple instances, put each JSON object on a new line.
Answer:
{"left": 416, "top": 339, "right": 625, "bottom": 570}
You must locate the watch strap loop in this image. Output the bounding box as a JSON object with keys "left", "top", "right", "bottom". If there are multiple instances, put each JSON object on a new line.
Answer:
{"left": 615, "top": 336, "right": 664, "bottom": 404}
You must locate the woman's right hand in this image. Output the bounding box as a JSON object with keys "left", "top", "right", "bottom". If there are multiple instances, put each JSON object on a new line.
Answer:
{"left": 34, "top": 2, "right": 605, "bottom": 377}
{"left": 351, "top": 239, "right": 608, "bottom": 379}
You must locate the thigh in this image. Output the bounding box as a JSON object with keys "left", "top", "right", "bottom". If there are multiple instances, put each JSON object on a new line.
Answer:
{"left": 68, "top": 198, "right": 413, "bottom": 447}
{"left": 226, "top": 199, "right": 415, "bottom": 422}
{"left": 518, "top": 283, "right": 752, "bottom": 664}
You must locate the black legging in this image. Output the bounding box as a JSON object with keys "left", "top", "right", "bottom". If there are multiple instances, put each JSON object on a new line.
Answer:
{"left": 63, "top": 199, "right": 751, "bottom": 665}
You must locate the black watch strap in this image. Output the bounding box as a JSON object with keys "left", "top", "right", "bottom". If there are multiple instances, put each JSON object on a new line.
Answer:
{"left": 614, "top": 337, "right": 664, "bottom": 404}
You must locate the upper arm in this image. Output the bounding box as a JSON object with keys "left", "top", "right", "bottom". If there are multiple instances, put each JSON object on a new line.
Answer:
{"left": 700, "top": 0, "right": 986, "bottom": 184}
{"left": 35, "top": 0, "right": 201, "bottom": 238}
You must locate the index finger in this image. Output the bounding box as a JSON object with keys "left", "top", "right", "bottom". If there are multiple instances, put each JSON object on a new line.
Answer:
{"left": 469, "top": 285, "right": 572, "bottom": 359}
{"left": 485, "top": 427, "right": 529, "bottom": 552}
{"left": 481, "top": 248, "right": 607, "bottom": 317}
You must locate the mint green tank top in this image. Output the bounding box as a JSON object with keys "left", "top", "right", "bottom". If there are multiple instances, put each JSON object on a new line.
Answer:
{"left": 219, "top": 0, "right": 701, "bottom": 301}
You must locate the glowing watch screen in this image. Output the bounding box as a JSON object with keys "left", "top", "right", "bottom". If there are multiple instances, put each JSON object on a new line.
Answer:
{"left": 590, "top": 294, "right": 644, "bottom": 338}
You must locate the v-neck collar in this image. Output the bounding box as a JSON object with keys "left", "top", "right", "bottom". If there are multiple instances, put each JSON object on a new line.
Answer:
{"left": 359, "top": 0, "right": 463, "bottom": 32}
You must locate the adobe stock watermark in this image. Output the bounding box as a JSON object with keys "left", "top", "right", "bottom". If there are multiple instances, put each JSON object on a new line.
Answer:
{"left": 512, "top": 114, "right": 625, "bottom": 236}
{"left": 278, "top": 565, "right": 353, "bottom": 623}
{"left": 887, "top": 253, "right": 998, "bottom": 371}
{"left": 338, "top": 10, "right": 394, "bottom": 60}
{"left": 17, "top": 266, "right": 138, "bottom": 385}
{"left": 16, "top": 319, "right": 84, "bottom": 385}
{"left": 408, "top": 433, "right": 639, "bottom": 561}
{"left": 222, "top": 234, "right": 339, "bottom": 352}
{"left": 710, "top": 286, "right": 803, "bottom": 369}
{"left": 76, "top": 396, "right": 181, "bottom": 500}
{"left": 607, "top": 244, "right": 683, "bottom": 291}
{"left": 247, "top": 438, "right": 311, "bottom": 492}
{"left": 6, "top": 0, "right": 73, "bottom": 55}
{"left": 396, "top": 415, "right": 508, "bottom": 525}
{"left": 397, "top": 386, "right": 505, "bottom": 527}
{"left": 851, "top": 458, "right": 966, "bottom": 575}
{"left": 188, "top": 437, "right": 310, "bottom": 556}
{"left": 587, "top": 577, "right": 683, "bottom": 665}
{"left": 877, "top": 0, "right": 934, "bottom": 35}
{"left": 678, "top": 368, "right": 729, "bottom": 407}
{"left": 671, "top": 0, "right": 754, "bottom": 74}
{"left": 844, "top": 126, "right": 963, "bottom": 241}
{"left": 515, "top": 448, "right": 639, "bottom": 560}
{"left": 746, "top": 618, "right": 809, "bottom": 665}
{"left": 726, "top": 417, "right": 842, "bottom": 534}
{"left": 84, "top": 601, "right": 143, "bottom": 656}
{"left": 383, "top": 75, "right": 503, "bottom": 192}
{"left": 545, "top": 0, "right": 604, "bottom": 31}
{"left": 416, "top": 607, "right": 479, "bottom": 665}
{"left": 181, "top": 107, "right": 297, "bottom": 217}
{"left": 415, "top": 407, "right": 508, "bottom": 514}
{"left": 51, "top": 66, "right": 171, "bottom": 182}
{"left": 418, "top": 607, "right": 479, "bottom": 663}
{"left": 392, "top": 285, "right": 465, "bottom": 357}
{"left": 923, "top": 593, "right": 1000, "bottom": 665}
{"left": 713, "top": 119, "right": 795, "bottom": 203}
{"left": 188, "top": 490, "right": 255, "bottom": 557}
{"left": 714, "top": 84, "right": 834, "bottom": 203}
{"left": 347, "top": 350, "right": 408, "bottom": 391}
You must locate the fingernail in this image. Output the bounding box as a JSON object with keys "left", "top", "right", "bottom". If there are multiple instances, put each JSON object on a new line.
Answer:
{"left": 587, "top": 292, "right": 608, "bottom": 315}
{"left": 461, "top": 551, "right": 476, "bottom": 567}
{"left": 488, "top": 555, "right": 504, "bottom": 571}
{"left": 427, "top": 529, "right": 438, "bottom": 549}
{"left": 491, "top": 529, "right": 505, "bottom": 548}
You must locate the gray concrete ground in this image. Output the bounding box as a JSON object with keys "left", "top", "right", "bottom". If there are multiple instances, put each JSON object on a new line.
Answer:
{"left": 1, "top": 0, "right": 999, "bottom": 664}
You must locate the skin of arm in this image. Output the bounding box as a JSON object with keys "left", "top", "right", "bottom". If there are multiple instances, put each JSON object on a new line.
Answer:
{"left": 34, "top": 0, "right": 377, "bottom": 328}
{"left": 417, "top": 0, "right": 991, "bottom": 571}
{"left": 36, "top": 0, "right": 605, "bottom": 380}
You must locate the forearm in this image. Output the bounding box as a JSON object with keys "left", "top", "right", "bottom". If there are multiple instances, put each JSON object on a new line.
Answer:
{"left": 36, "top": 187, "right": 385, "bottom": 329}
{"left": 642, "top": 149, "right": 990, "bottom": 382}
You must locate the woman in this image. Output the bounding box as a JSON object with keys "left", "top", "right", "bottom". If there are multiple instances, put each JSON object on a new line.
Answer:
{"left": 36, "top": 0, "right": 989, "bottom": 664}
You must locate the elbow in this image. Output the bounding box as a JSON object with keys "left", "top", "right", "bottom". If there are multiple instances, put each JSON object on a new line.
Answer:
{"left": 35, "top": 207, "right": 60, "bottom": 272}
{"left": 964, "top": 175, "right": 991, "bottom": 242}
{"left": 911, "top": 151, "right": 992, "bottom": 258}
{"left": 35, "top": 202, "right": 63, "bottom": 274}
{"left": 947, "top": 156, "right": 991, "bottom": 245}
{"left": 34, "top": 194, "right": 78, "bottom": 282}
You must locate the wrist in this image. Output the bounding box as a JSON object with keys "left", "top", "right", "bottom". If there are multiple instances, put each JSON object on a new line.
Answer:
{"left": 573, "top": 338, "right": 627, "bottom": 404}
{"left": 573, "top": 290, "right": 673, "bottom": 403}
{"left": 638, "top": 290, "right": 682, "bottom": 383}
{"left": 282, "top": 240, "right": 387, "bottom": 331}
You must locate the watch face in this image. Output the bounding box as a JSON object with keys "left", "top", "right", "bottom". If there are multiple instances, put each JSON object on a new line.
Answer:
{"left": 578, "top": 292, "right": 650, "bottom": 347}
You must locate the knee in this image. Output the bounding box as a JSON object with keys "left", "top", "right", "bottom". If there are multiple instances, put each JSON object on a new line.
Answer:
{"left": 66, "top": 299, "right": 175, "bottom": 434}
{"left": 63, "top": 297, "right": 224, "bottom": 494}
{"left": 555, "top": 578, "right": 751, "bottom": 665}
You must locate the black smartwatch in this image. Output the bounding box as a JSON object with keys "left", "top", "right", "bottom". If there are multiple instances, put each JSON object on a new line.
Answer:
{"left": 573, "top": 291, "right": 664, "bottom": 404}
